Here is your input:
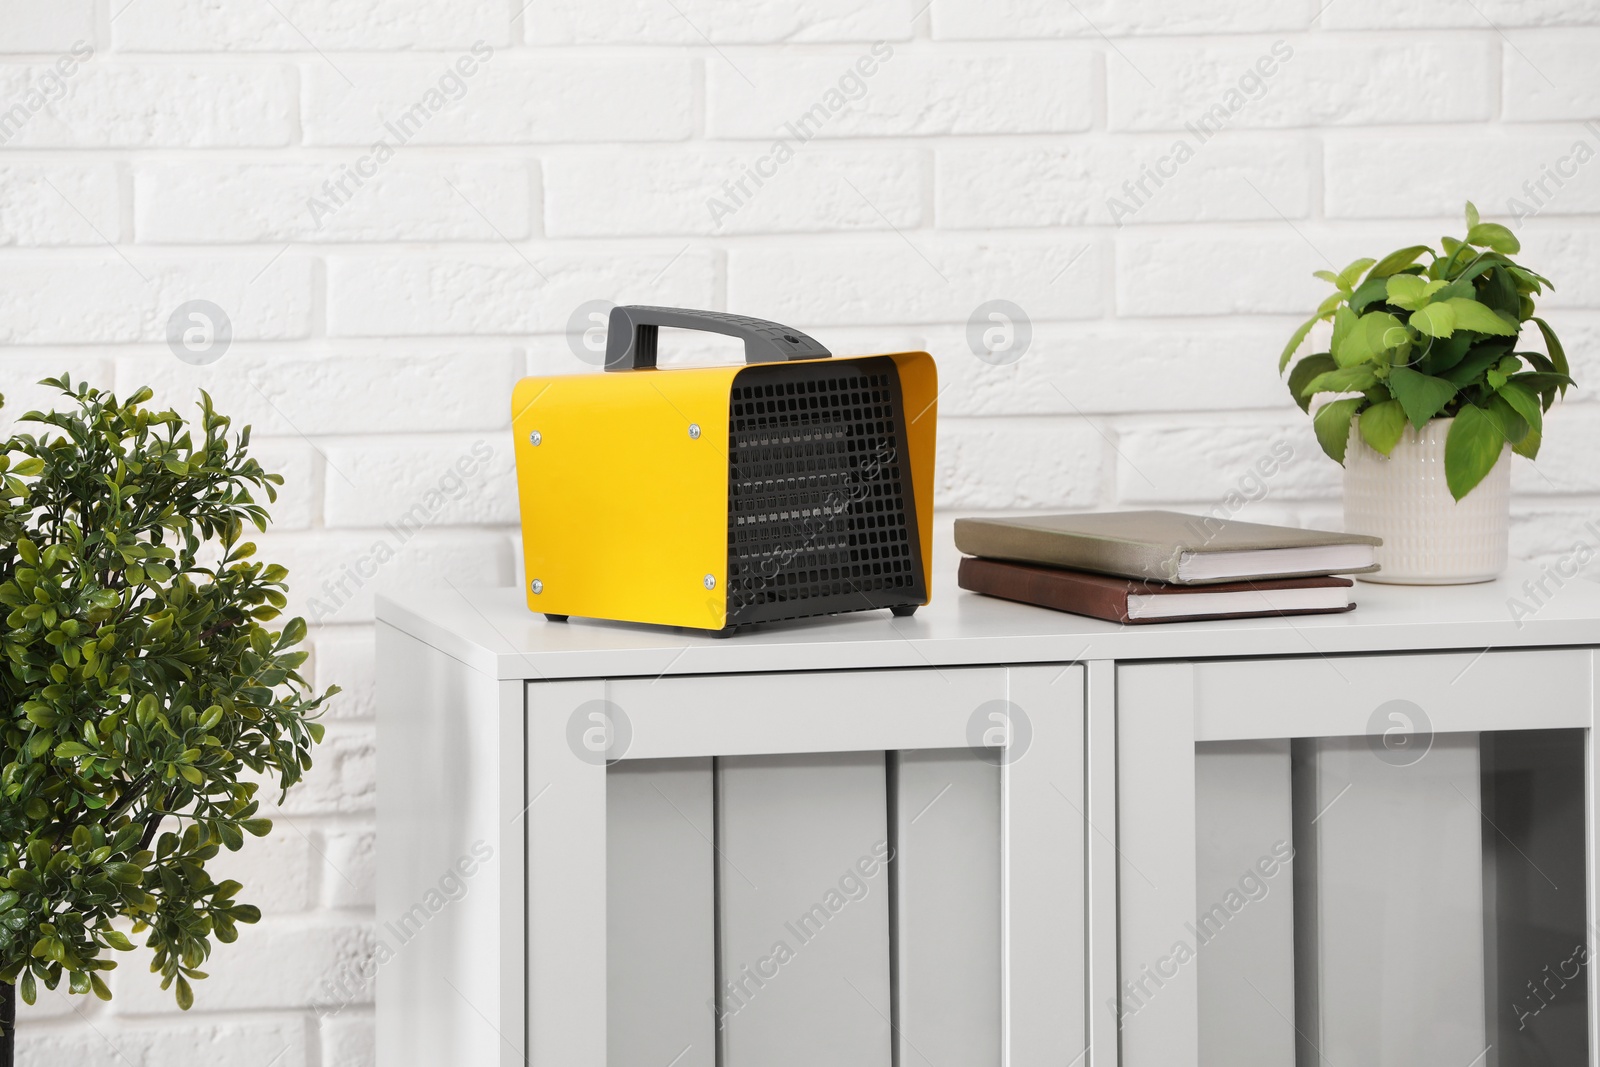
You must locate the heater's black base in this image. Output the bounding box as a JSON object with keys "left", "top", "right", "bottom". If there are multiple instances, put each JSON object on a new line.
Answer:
{"left": 545, "top": 606, "right": 922, "bottom": 638}
{"left": 715, "top": 606, "right": 921, "bottom": 636}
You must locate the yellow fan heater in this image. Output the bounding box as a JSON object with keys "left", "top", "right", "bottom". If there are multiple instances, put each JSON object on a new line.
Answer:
{"left": 510, "top": 306, "right": 937, "bottom": 635}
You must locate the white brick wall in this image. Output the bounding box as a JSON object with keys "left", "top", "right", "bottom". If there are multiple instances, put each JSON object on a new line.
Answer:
{"left": 1106, "top": 36, "right": 1497, "bottom": 130}
{"left": 2, "top": 3, "right": 1599, "bottom": 1062}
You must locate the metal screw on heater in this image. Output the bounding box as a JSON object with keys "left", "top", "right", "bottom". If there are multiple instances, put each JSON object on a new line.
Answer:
{"left": 688, "top": 424, "right": 702, "bottom": 440}
{"left": 531, "top": 579, "right": 544, "bottom": 595}
{"left": 703, "top": 574, "right": 716, "bottom": 590}
{"left": 529, "top": 431, "right": 542, "bottom": 446}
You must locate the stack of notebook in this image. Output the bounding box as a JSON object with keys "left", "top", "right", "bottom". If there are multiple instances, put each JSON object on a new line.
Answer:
{"left": 954, "top": 510, "right": 1382, "bottom": 624}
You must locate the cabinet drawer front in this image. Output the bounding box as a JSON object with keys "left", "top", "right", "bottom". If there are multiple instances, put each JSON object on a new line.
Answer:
{"left": 608, "top": 666, "right": 1011, "bottom": 759}
{"left": 1193, "top": 648, "right": 1592, "bottom": 742}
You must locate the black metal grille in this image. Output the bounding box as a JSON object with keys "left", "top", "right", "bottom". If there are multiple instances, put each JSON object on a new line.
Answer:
{"left": 725, "top": 356, "right": 925, "bottom": 626}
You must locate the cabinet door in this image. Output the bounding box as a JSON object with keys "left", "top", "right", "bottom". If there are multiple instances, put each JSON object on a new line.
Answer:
{"left": 1117, "top": 651, "right": 1595, "bottom": 1067}
{"left": 526, "top": 664, "right": 1087, "bottom": 1067}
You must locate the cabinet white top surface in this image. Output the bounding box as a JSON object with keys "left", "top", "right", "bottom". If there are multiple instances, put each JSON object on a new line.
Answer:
{"left": 375, "top": 561, "right": 1600, "bottom": 681}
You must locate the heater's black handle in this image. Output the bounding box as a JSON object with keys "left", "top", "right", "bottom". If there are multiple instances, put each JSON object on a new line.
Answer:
{"left": 603, "top": 306, "right": 831, "bottom": 371}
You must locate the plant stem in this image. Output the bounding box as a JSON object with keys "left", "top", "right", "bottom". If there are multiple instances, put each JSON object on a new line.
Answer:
{"left": 1, "top": 979, "right": 15, "bottom": 1067}
{"left": 137, "top": 804, "right": 168, "bottom": 853}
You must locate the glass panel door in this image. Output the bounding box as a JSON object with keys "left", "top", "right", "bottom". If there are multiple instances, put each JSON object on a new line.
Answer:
{"left": 1193, "top": 728, "right": 1588, "bottom": 1067}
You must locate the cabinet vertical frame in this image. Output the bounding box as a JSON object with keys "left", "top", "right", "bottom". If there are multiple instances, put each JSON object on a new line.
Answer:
{"left": 1589, "top": 650, "right": 1600, "bottom": 1067}
{"left": 374, "top": 624, "right": 529, "bottom": 1067}
{"left": 1005, "top": 665, "right": 1090, "bottom": 1064}
{"left": 1084, "top": 659, "right": 1120, "bottom": 1067}
{"left": 525, "top": 680, "right": 609, "bottom": 1066}
{"left": 1115, "top": 662, "right": 1200, "bottom": 1067}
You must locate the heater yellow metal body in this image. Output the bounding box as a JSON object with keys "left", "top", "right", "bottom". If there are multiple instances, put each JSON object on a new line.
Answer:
{"left": 510, "top": 306, "right": 937, "bottom": 633}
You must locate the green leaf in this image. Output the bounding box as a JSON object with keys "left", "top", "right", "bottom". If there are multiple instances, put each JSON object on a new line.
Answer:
{"left": 1532, "top": 317, "right": 1571, "bottom": 384}
{"left": 1279, "top": 315, "right": 1320, "bottom": 372}
{"left": 1445, "top": 405, "right": 1508, "bottom": 501}
{"left": 1313, "top": 398, "right": 1365, "bottom": 465}
{"left": 279, "top": 616, "right": 307, "bottom": 649}
{"left": 1302, "top": 366, "right": 1379, "bottom": 397}
{"left": 1517, "top": 350, "right": 1556, "bottom": 375}
{"left": 1314, "top": 269, "right": 1343, "bottom": 289}
{"left": 1366, "top": 311, "right": 1410, "bottom": 355}
{"left": 1287, "top": 354, "right": 1337, "bottom": 413}
{"left": 1514, "top": 426, "right": 1542, "bottom": 460}
{"left": 1478, "top": 266, "right": 1520, "bottom": 318}
{"left": 1368, "top": 245, "right": 1434, "bottom": 279}
{"left": 1445, "top": 297, "right": 1519, "bottom": 336}
{"left": 1466, "top": 201, "right": 1480, "bottom": 229}
{"left": 1509, "top": 371, "right": 1576, "bottom": 393}
{"left": 1409, "top": 302, "right": 1457, "bottom": 338}
{"left": 1431, "top": 275, "right": 1479, "bottom": 303}
{"left": 217, "top": 822, "right": 244, "bottom": 851}
{"left": 1386, "top": 366, "right": 1459, "bottom": 430}
{"left": 1416, "top": 331, "right": 1474, "bottom": 376}
{"left": 1335, "top": 310, "right": 1407, "bottom": 367}
{"left": 1349, "top": 275, "right": 1391, "bottom": 313}
{"left": 1442, "top": 342, "right": 1517, "bottom": 387}
{"left": 106, "top": 863, "right": 144, "bottom": 885}
{"left": 1486, "top": 393, "right": 1529, "bottom": 445}
{"left": 1509, "top": 265, "right": 1550, "bottom": 294}
{"left": 1466, "top": 221, "right": 1521, "bottom": 254}
{"left": 175, "top": 974, "right": 194, "bottom": 1011}
{"left": 1359, "top": 399, "right": 1408, "bottom": 456}
{"left": 1338, "top": 257, "right": 1376, "bottom": 290}
{"left": 1329, "top": 306, "right": 1357, "bottom": 362}
{"left": 53, "top": 741, "right": 91, "bottom": 759}
{"left": 1386, "top": 274, "right": 1448, "bottom": 311}
{"left": 1385, "top": 274, "right": 1425, "bottom": 310}
{"left": 1437, "top": 237, "right": 1469, "bottom": 279}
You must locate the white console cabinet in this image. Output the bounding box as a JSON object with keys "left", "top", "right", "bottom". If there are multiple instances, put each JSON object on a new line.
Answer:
{"left": 376, "top": 564, "right": 1600, "bottom": 1067}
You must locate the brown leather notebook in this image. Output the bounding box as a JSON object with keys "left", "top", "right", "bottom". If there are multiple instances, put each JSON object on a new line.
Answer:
{"left": 958, "top": 557, "right": 1356, "bottom": 625}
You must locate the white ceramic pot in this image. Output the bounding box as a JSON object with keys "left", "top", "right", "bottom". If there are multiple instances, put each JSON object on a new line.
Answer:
{"left": 1342, "top": 418, "right": 1510, "bottom": 585}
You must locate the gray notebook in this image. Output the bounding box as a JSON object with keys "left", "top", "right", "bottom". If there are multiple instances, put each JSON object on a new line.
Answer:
{"left": 953, "top": 510, "right": 1381, "bottom": 585}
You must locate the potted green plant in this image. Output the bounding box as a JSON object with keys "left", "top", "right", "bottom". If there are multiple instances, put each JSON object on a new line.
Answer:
{"left": 0, "top": 377, "right": 333, "bottom": 1062}
{"left": 1279, "top": 203, "right": 1574, "bottom": 584}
